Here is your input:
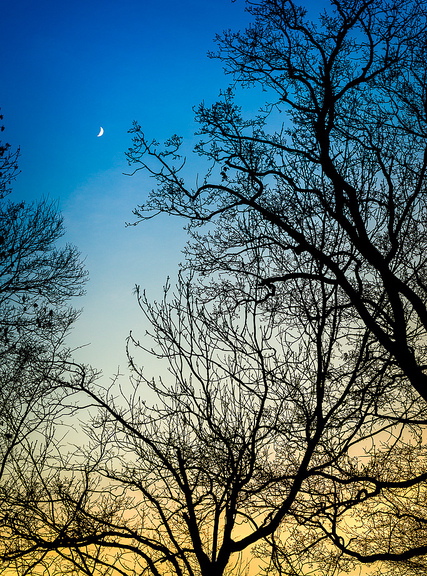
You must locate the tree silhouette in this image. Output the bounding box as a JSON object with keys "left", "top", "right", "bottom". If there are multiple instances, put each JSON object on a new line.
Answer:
{"left": 0, "top": 118, "right": 91, "bottom": 570}
{"left": 127, "top": 0, "right": 427, "bottom": 406}
{"left": 4, "top": 0, "right": 427, "bottom": 573}
{"left": 123, "top": 0, "right": 427, "bottom": 569}
{"left": 3, "top": 274, "right": 426, "bottom": 576}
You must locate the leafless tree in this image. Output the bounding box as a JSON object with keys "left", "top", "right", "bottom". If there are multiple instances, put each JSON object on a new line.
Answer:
{"left": 126, "top": 0, "right": 427, "bottom": 407}
{"left": 3, "top": 272, "right": 426, "bottom": 576}
{"left": 0, "top": 120, "right": 91, "bottom": 572}
{"left": 123, "top": 0, "right": 427, "bottom": 569}
{"left": 4, "top": 0, "right": 427, "bottom": 572}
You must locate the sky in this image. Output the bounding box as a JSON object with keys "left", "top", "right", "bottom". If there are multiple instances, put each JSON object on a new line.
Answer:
{"left": 0, "top": 3, "right": 391, "bottom": 574}
{"left": 1, "top": 0, "right": 255, "bottom": 377}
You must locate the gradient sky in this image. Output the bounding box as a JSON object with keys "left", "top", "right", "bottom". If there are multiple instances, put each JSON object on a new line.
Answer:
{"left": 1, "top": 4, "right": 385, "bottom": 574}
{"left": 1, "top": 0, "right": 256, "bottom": 377}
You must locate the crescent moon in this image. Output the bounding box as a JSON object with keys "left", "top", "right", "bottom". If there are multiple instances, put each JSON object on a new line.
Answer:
{"left": 97, "top": 127, "right": 104, "bottom": 137}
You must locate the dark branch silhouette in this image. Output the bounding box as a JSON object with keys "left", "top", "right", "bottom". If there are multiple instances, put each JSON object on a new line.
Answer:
{"left": 127, "top": 0, "right": 427, "bottom": 407}
{"left": 4, "top": 272, "right": 427, "bottom": 575}
{"left": 0, "top": 117, "right": 93, "bottom": 573}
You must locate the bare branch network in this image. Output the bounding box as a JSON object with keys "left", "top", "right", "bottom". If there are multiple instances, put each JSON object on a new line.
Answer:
{"left": 3, "top": 1, "right": 427, "bottom": 575}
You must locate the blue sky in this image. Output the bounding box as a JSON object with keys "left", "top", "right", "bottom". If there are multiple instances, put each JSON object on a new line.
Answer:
{"left": 1, "top": 0, "right": 254, "bottom": 375}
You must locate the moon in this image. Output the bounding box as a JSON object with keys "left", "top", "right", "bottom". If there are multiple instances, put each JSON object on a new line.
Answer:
{"left": 97, "top": 127, "right": 104, "bottom": 137}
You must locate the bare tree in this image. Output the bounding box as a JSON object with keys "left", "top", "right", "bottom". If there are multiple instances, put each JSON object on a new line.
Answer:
{"left": 122, "top": 0, "right": 427, "bottom": 569}
{"left": 3, "top": 272, "right": 426, "bottom": 576}
{"left": 126, "top": 0, "right": 427, "bottom": 406}
{"left": 4, "top": 0, "right": 427, "bottom": 572}
{"left": 0, "top": 120, "right": 91, "bottom": 571}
